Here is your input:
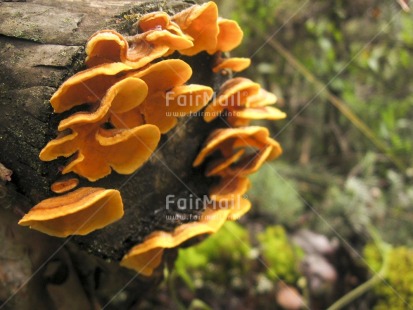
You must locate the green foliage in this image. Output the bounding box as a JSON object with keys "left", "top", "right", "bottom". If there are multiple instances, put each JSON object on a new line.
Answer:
{"left": 257, "top": 225, "right": 303, "bottom": 284}
{"left": 248, "top": 162, "right": 304, "bottom": 227}
{"left": 364, "top": 244, "right": 413, "bottom": 309}
{"left": 174, "top": 221, "right": 252, "bottom": 290}
{"left": 308, "top": 153, "right": 385, "bottom": 238}
{"left": 229, "top": 0, "right": 282, "bottom": 38}
{"left": 229, "top": 0, "right": 413, "bottom": 168}
{"left": 363, "top": 243, "right": 383, "bottom": 274}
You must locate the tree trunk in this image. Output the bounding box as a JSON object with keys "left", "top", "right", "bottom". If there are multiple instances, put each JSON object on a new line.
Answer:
{"left": 0, "top": 0, "right": 223, "bottom": 307}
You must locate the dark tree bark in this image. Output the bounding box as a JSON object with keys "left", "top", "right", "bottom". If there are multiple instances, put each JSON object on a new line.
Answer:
{"left": 0, "top": 0, "right": 224, "bottom": 308}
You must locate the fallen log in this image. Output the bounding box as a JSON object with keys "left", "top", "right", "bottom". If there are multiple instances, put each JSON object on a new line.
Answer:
{"left": 0, "top": 0, "right": 224, "bottom": 307}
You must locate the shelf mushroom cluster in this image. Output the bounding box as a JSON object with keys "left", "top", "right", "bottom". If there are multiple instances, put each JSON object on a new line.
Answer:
{"left": 117, "top": 3, "right": 285, "bottom": 277}
{"left": 18, "top": 1, "right": 285, "bottom": 274}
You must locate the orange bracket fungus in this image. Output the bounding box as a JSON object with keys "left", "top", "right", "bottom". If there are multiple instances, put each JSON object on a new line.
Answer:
{"left": 193, "top": 126, "right": 282, "bottom": 177}
{"left": 212, "top": 56, "right": 251, "bottom": 73}
{"left": 172, "top": 1, "right": 219, "bottom": 56}
{"left": 120, "top": 207, "right": 231, "bottom": 276}
{"left": 204, "top": 77, "right": 286, "bottom": 125}
{"left": 50, "top": 178, "right": 79, "bottom": 194}
{"left": 40, "top": 77, "right": 161, "bottom": 181}
{"left": 15, "top": 1, "right": 286, "bottom": 279}
{"left": 18, "top": 188, "right": 123, "bottom": 238}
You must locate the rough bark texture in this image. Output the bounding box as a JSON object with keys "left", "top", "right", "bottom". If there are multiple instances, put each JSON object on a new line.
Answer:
{"left": 0, "top": 0, "right": 225, "bottom": 307}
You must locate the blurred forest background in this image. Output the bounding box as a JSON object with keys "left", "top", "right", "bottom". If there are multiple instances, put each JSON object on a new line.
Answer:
{"left": 143, "top": 1, "right": 413, "bottom": 309}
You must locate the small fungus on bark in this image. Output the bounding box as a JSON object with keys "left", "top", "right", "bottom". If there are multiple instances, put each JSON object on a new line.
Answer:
{"left": 50, "top": 178, "right": 79, "bottom": 194}
{"left": 212, "top": 57, "right": 251, "bottom": 73}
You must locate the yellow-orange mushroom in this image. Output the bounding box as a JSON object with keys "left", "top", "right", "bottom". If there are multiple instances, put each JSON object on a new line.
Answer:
{"left": 85, "top": 29, "right": 170, "bottom": 69}
{"left": 204, "top": 77, "right": 286, "bottom": 126}
{"left": 172, "top": 1, "right": 219, "bottom": 56}
{"left": 212, "top": 57, "right": 251, "bottom": 73}
{"left": 209, "top": 176, "right": 250, "bottom": 201}
{"left": 111, "top": 60, "right": 213, "bottom": 133}
{"left": 208, "top": 18, "right": 244, "bottom": 54}
{"left": 193, "top": 126, "right": 282, "bottom": 177}
{"left": 41, "top": 77, "right": 159, "bottom": 182}
{"left": 50, "top": 63, "right": 133, "bottom": 113}
{"left": 50, "top": 178, "right": 79, "bottom": 194}
{"left": 203, "top": 77, "right": 260, "bottom": 122}
{"left": 120, "top": 207, "right": 231, "bottom": 276}
{"left": 18, "top": 187, "right": 124, "bottom": 237}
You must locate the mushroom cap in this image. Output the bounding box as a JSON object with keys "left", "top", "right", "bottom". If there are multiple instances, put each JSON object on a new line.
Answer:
{"left": 246, "top": 88, "right": 278, "bottom": 108}
{"left": 85, "top": 29, "right": 172, "bottom": 69}
{"left": 232, "top": 106, "right": 286, "bottom": 120}
{"left": 208, "top": 18, "right": 244, "bottom": 54}
{"left": 124, "top": 32, "right": 170, "bottom": 66}
{"left": 50, "top": 63, "right": 132, "bottom": 113}
{"left": 120, "top": 207, "right": 230, "bottom": 276}
{"left": 138, "top": 11, "right": 170, "bottom": 31}
{"left": 41, "top": 75, "right": 160, "bottom": 182}
{"left": 145, "top": 29, "right": 193, "bottom": 51}
{"left": 123, "top": 61, "right": 212, "bottom": 134}
{"left": 164, "top": 85, "right": 214, "bottom": 115}
{"left": 68, "top": 124, "right": 160, "bottom": 181}
{"left": 193, "top": 126, "right": 282, "bottom": 177}
{"left": 212, "top": 57, "right": 251, "bottom": 73}
{"left": 131, "top": 59, "right": 192, "bottom": 93}
{"left": 172, "top": 1, "right": 219, "bottom": 56}
{"left": 39, "top": 130, "right": 78, "bottom": 161}
{"left": 194, "top": 126, "right": 279, "bottom": 164}
{"left": 140, "top": 84, "right": 213, "bottom": 133}
{"left": 226, "top": 197, "right": 251, "bottom": 221}
{"left": 40, "top": 124, "right": 160, "bottom": 182}
{"left": 228, "top": 106, "right": 287, "bottom": 127}
{"left": 94, "top": 124, "right": 161, "bottom": 175}
{"left": 18, "top": 187, "right": 124, "bottom": 237}
{"left": 203, "top": 77, "right": 261, "bottom": 122}
{"left": 85, "top": 30, "right": 128, "bottom": 67}
{"left": 58, "top": 77, "right": 148, "bottom": 131}
{"left": 50, "top": 178, "right": 79, "bottom": 194}
{"left": 138, "top": 11, "right": 193, "bottom": 51}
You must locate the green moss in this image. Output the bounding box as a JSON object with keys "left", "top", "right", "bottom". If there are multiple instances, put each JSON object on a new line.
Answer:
{"left": 257, "top": 225, "right": 303, "bottom": 284}
{"left": 174, "top": 221, "right": 251, "bottom": 290}
{"left": 248, "top": 162, "right": 304, "bottom": 227}
{"left": 364, "top": 244, "right": 413, "bottom": 309}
